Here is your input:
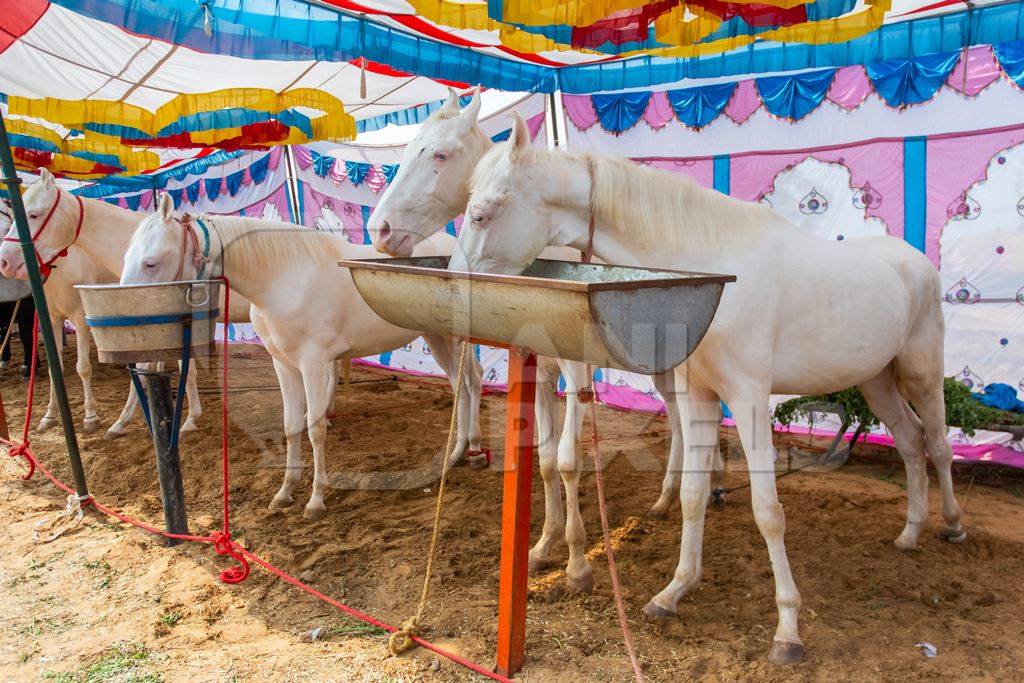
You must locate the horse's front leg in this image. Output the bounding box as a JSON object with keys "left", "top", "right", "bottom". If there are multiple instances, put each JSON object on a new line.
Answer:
{"left": 529, "top": 357, "right": 564, "bottom": 574}
{"left": 726, "top": 389, "right": 803, "bottom": 664}
{"left": 300, "top": 356, "right": 335, "bottom": 520}
{"left": 269, "top": 356, "right": 306, "bottom": 511}
{"left": 644, "top": 381, "right": 720, "bottom": 616}
{"left": 37, "top": 313, "right": 64, "bottom": 432}
{"left": 424, "top": 335, "right": 482, "bottom": 466}
{"left": 177, "top": 359, "right": 201, "bottom": 433}
{"left": 69, "top": 312, "right": 101, "bottom": 433}
{"left": 556, "top": 360, "right": 593, "bottom": 593}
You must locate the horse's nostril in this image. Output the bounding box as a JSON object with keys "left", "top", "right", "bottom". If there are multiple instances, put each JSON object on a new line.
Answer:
{"left": 379, "top": 221, "right": 391, "bottom": 241}
{"left": 0, "top": 258, "right": 8, "bottom": 273}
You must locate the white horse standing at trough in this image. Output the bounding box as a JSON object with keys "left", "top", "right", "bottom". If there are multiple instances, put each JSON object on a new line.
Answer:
{"left": 0, "top": 178, "right": 212, "bottom": 436}
{"left": 452, "top": 113, "right": 966, "bottom": 662}
{"left": 119, "top": 198, "right": 484, "bottom": 519}
{"left": 367, "top": 89, "right": 702, "bottom": 592}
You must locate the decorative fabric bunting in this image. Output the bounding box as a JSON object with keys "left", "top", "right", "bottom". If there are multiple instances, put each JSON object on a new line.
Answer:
{"left": 345, "top": 161, "right": 371, "bottom": 187}
{"left": 225, "top": 170, "right": 245, "bottom": 197}
{"left": 311, "top": 150, "right": 336, "bottom": 179}
{"left": 591, "top": 92, "right": 651, "bottom": 135}
{"left": 381, "top": 165, "right": 400, "bottom": 185}
{"left": 667, "top": 83, "right": 737, "bottom": 129}
{"left": 185, "top": 181, "right": 201, "bottom": 205}
{"left": 204, "top": 178, "right": 224, "bottom": 202}
{"left": 866, "top": 51, "right": 961, "bottom": 107}
{"left": 756, "top": 69, "right": 837, "bottom": 121}
{"left": 249, "top": 154, "right": 271, "bottom": 185}
{"left": 167, "top": 188, "right": 184, "bottom": 209}
{"left": 565, "top": 41, "right": 1024, "bottom": 134}
{"left": 994, "top": 39, "right": 1024, "bottom": 90}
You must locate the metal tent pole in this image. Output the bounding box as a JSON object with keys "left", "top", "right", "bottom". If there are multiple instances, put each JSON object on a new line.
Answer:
{"left": 0, "top": 114, "right": 89, "bottom": 500}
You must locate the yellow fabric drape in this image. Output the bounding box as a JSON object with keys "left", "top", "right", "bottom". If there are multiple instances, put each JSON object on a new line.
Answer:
{"left": 7, "top": 88, "right": 356, "bottom": 143}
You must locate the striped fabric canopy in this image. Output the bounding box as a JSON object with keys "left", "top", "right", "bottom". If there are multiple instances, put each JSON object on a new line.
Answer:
{"left": 1, "top": 0, "right": 1022, "bottom": 178}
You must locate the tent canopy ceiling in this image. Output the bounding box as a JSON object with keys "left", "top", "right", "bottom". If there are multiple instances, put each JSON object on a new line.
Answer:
{"left": 0, "top": 0, "right": 1021, "bottom": 179}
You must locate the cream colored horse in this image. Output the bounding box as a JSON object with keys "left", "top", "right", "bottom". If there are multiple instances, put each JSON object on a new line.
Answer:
{"left": 120, "top": 200, "right": 483, "bottom": 519}
{"left": 453, "top": 113, "right": 966, "bottom": 663}
{"left": 0, "top": 183, "right": 207, "bottom": 436}
{"left": 368, "top": 89, "right": 695, "bottom": 592}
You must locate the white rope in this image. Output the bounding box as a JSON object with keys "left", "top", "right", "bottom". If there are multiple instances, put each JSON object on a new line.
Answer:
{"left": 32, "top": 493, "right": 87, "bottom": 543}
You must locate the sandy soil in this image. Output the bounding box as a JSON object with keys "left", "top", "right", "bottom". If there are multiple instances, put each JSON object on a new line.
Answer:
{"left": 1, "top": 341, "right": 1022, "bottom": 682}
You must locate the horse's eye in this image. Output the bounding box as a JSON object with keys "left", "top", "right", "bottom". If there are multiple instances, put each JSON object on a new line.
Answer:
{"left": 434, "top": 152, "right": 448, "bottom": 161}
{"left": 28, "top": 213, "right": 39, "bottom": 220}
{"left": 471, "top": 214, "right": 484, "bottom": 224}
{"left": 144, "top": 260, "right": 158, "bottom": 269}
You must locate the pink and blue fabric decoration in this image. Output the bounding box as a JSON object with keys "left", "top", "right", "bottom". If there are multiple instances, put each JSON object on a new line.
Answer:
{"left": 591, "top": 92, "right": 652, "bottom": 134}
{"left": 994, "top": 39, "right": 1024, "bottom": 89}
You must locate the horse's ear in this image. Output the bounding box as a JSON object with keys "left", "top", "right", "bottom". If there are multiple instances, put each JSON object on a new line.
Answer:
{"left": 441, "top": 87, "right": 460, "bottom": 115}
{"left": 39, "top": 168, "right": 55, "bottom": 189}
{"left": 459, "top": 86, "right": 482, "bottom": 128}
{"left": 158, "top": 192, "right": 174, "bottom": 221}
{"left": 507, "top": 111, "right": 530, "bottom": 161}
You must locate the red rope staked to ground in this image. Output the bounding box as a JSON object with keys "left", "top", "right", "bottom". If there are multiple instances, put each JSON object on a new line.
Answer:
{"left": 2, "top": 278, "right": 508, "bottom": 683}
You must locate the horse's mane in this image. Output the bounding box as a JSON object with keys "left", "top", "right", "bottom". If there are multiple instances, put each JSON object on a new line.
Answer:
{"left": 197, "top": 215, "right": 348, "bottom": 275}
{"left": 474, "top": 146, "right": 775, "bottom": 254}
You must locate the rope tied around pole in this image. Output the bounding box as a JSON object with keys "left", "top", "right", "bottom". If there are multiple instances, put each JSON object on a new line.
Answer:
{"left": 388, "top": 340, "right": 469, "bottom": 657}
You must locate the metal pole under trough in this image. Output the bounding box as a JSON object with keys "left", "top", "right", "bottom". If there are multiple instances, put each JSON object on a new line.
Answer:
{"left": 0, "top": 114, "right": 90, "bottom": 500}
{"left": 495, "top": 347, "right": 537, "bottom": 677}
{"left": 136, "top": 370, "right": 189, "bottom": 545}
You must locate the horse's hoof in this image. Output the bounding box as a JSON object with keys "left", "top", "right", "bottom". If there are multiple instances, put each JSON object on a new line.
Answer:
{"left": 269, "top": 496, "right": 293, "bottom": 511}
{"left": 104, "top": 427, "right": 129, "bottom": 440}
{"left": 768, "top": 640, "right": 804, "bottom": 665}
{"left": 467, "top": 453, "right": 489, "bottom": 470}
{"left": 303, "top": 505, "right": 327, "bottom": 521}
{"left": 894, "top": 535, "right": 919, "bottom": 552}
{"left": 37, "top": 416, "right": 58, "bottom": 432}
{"left": 82, "top": 417, "right": 103, "bottom": 434}
{"left": 938, "top": 527, "right": 967, "bottom": 544}
{"left": 528, "top": 555, "right": 551, "bottom": 576}
{"left": 646, "top": 506, "right": 668, "bottom": 520}
{"left": 566, "top": 568, "right": 594, "bottom": 594}
{"left": 180, "top": 420, "right": 199, "bottom": 434}
{"left": 641, "top": 600, "right": 675, "bottom": 620}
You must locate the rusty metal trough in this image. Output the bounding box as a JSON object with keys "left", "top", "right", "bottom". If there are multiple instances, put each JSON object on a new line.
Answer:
{"left": 339, "top": 257, "right": 735, "bottom": 375}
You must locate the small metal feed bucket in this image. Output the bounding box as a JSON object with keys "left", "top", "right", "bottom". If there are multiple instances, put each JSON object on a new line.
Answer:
{"left": 340, "top": 257, "right": 735, "bottom": 375}
{"left": 76, "top": 280, "right": 222, "bottom": 364}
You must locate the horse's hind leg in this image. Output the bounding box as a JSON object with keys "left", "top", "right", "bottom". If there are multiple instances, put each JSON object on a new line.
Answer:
{"left": 300, "top": 357, "right": 334, "bottom": 520}
{"left": 896, "top": 346, "right": 965, "bottom": 543}
{"left": 858, "top": 367, "right": 930, "bottom": 550}
{"left": 557, "top": 360, "right": 592, "bottom": 593}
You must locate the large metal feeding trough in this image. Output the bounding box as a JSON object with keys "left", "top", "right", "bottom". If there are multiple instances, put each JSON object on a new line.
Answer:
{"left": 76, "top": 280, "right": 221, "bottom": 364}
{"left": 339, "top": 257, "right": 735, "bottom": 375}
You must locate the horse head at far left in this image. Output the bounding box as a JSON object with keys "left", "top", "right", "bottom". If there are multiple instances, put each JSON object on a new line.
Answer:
{"left": 0, "top": 169, "right": 84, "bottom": 280}
{"left": 368, "top": 86, "right": 486, "bottom": 257}
{"left": 121, "top": 193, "right": 207, "bottom": 285}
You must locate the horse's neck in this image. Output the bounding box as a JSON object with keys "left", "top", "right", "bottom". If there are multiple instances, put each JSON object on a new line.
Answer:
{"left": 74, "top": 197, "right": 139, "bottom": 277}
{"left": 210, "top": 218, "right": 343, "bottom": 305}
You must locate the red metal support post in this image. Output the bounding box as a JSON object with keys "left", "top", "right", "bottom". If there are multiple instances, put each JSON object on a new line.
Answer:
{"left": 495, "top": 347, "right": 537, "bottom": 678}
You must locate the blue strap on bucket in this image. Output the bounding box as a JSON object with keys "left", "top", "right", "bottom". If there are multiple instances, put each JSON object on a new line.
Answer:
{"left": 128, "top": 364, "right": 154, "bottom": 432}
{"left": 86, "top": 308, "right": 219, "bottom": 327}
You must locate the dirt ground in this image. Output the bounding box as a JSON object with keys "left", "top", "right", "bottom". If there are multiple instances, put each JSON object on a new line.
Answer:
{"left": 1, "top": 340, "right": 1022, "bottom": 682}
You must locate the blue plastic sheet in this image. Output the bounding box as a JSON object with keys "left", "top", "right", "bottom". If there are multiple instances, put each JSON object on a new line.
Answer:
{"left": 974, "top": 383, "right": 1024, "bottom": 413}
{"left": 994, "top": 38, "right": 1024, "bottom": 89}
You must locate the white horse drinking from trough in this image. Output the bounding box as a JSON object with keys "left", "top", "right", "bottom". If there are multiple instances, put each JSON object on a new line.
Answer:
{"left": 120, "top": 197, "right": 484, "bottom": 519}
{"left": 0, "top": 177, "right": 211, "bottom": 436}
{"left": 452, "top": 113, "right": 966, "bottom": 662}
{"left": 367, "top": 89, "right": 699, "bottom": 592}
